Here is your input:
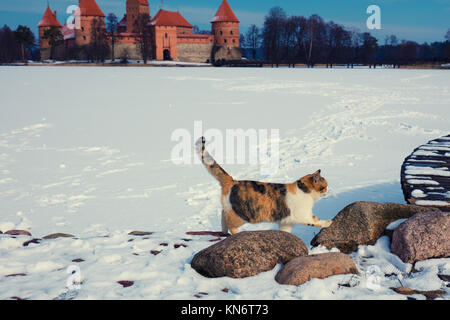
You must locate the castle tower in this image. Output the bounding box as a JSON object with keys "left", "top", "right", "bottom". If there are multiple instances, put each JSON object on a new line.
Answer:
{"left": 75, "top": 0, "right": 106, "bottom": 46}
{"left": 211, "top": 0, "right": 240, "bottom": 47}
{"left": 38, "top": 5, "right": 62, "bottom": 55}
{"left": 126, "top": 0, "right": 150, "bottom": 33}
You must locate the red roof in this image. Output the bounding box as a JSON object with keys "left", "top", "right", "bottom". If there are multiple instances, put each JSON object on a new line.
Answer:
{"left": 38, "top": 7, "right": 62, "bottom": 28}
{"left": 212, "top": 0, "right": 239, "bottom": 23}
{"left": 150, "top": 9, "right": 193, "bottom": 28}
{"left": 79, "top": 0, "right": 105, "bottom": 17}
{"left": 138, "top": 0, "right": 149, "bottom": 5}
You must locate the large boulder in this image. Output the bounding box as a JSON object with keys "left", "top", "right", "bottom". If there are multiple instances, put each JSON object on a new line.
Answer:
{"left": 43, "top": 233, "right": 74, "bottom": 240}
{"left": 311, "top": 202, "right": 439, "bottom": 254}
{"left": 191, "top": 231, "right": 308, "bottom": 279}
{"left": 275, "top": 252, "right": 358, "bottom": 286}
{"left": 5, "top": 230, "right": 32, "bottom": 236}
{"left": 391, "top": 211, "right": 450, "bottom": 264}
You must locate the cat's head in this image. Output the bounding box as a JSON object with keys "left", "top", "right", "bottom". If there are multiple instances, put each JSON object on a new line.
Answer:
{"left": 298, "top": 170, "right": 328, "bottom": 199}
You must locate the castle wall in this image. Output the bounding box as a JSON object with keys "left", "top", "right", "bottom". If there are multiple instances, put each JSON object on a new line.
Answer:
{"left": 177, "top": 42, "right": 214, "bottom": 63}
{"left": 213, "top": 45, "right": 242, "bottom": 61}
{"left": 112, "top": 41, "right": 142, "bottom": 60}
{"left": 40, "top": 47, "right": 51, "bottom": 60}
{"left": 39, "top": 44, "right": 65, "bottom": 60}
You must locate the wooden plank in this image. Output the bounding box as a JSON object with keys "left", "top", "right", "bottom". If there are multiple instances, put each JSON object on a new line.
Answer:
{"left": 401, "top": 134, "right": 450, "bottom": 209}
{"left": 404, "top": 175, "right": 450, "bottom": 184}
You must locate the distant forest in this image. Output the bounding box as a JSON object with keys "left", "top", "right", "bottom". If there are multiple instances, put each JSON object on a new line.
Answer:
{"left": 1, "top": 6, "right": 449, "bottom": 66}
{"left": 240, "top": 7, "right": 450, "bottom": 67}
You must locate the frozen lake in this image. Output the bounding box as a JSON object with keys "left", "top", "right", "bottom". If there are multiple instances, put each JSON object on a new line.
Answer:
{"left": 0, "top": 66, "right": 449, "bottom": 299}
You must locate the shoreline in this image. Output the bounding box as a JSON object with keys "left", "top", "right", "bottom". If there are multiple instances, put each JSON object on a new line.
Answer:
{"left": 1, "top": 62, "right": 449, "bottom": 69}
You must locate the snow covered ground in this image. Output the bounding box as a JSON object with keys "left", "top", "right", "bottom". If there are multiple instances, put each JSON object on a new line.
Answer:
{"left": 0, "top": 66, "right": 449, "bottom": 300}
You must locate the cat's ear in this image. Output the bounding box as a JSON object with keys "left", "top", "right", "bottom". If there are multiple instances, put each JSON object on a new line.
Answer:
{"left": 312, "top": 170, "right": 321, "bottom": 184}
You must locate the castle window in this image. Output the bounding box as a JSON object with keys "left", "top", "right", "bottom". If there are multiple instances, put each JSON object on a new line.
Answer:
{"left": 83, "top": 36, "right": 86, "bottom": 40}
{"left": 165, "top": 33, "right": 168, "bottom": 38}
{"left": 224, "top": 39, "right": 227, "bottom": 43}
{"left": 220, "top": 31, "right": 223, "bottom": 35}
{"left": 230, "top": 31, "right": 233, "bottom": 35}
{"left": 81, "top": 27, "right": 84, "bottom": 32}
{"left": 233, "top": 39, "right": 236, "bottom": 43}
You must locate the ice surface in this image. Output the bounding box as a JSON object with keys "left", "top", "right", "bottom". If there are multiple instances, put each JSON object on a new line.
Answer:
{"left": 0, "top": 67, "right": 449, "bottom": 300}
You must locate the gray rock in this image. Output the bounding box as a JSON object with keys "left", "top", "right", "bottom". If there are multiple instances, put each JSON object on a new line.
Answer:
{"left": 391, "top": 286, "right": 446, "bottom": 300}
{"left": 5, "top": 230, "right": 32, "bottom": 236}
{"left": 43, "top": 233, "right": 74, "bottom": 240}
{"left": 191, "top": 231, "right": 308, "bottom": 279}
{"left": 275, "top": 252, "right": 358, "bottom": 286}
{"left": 311, "top": 202, "right": 439, "bottom": 253}
{"left": 128, "top": 231, "right": 153, "bottom": 236}
{"left": 391, "top": 211, "right": 450, "bottom": 264}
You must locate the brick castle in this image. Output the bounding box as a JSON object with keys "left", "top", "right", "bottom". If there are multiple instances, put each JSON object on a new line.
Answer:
{"left": 38, "top": 0, "right": 241, "bottom": 62}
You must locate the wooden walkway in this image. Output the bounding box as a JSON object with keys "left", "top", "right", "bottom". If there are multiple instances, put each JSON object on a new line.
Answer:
{"left": 401, "top": 135, "right": 450, "bottom": 211}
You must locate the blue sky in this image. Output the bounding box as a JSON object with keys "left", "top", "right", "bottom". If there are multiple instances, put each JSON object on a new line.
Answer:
{"left": 0, "top": 0, "right": 449, "bottom": 43}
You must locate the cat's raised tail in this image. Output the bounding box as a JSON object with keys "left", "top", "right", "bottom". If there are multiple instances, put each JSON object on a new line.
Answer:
{"left": 196, "top": 137, "right": 233, "bottom": 184}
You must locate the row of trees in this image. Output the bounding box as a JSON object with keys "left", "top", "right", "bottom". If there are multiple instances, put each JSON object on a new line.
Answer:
{"left": 240, "top": 7, "right": 450, "bottom": 67}
{"left": 0, "top": 25, "right": 36, "bottom": 63}
{"left": 2, "top": 6, "right": 449, "bottom": 65}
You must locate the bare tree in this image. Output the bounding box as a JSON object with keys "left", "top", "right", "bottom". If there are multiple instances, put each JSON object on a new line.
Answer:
{"left": 245, "top": 24, "right": 262, "bottom": 59}
{"left": 360, "top": 32, "right": 378, "bottom": 67}
{"left": 42, "top": 26, "right": 63, "bottom": 60}
{"left": 305, "top": 15, "right": 327, "bottom": 67}
{"left": 325, "top": 21, "right": 347, "bottom": 68}
{"left": 14, "top": 25, "right": 35, "bottom": 61}
{"left": 87, "top": 18, "right": 109, "bottom": 62}
{"left": 445, "top": 29, "right": 450, "bottom": 62}
{"left": 106, "top": 13, "right": 118, "bottom": 61}
{"left": 399, "top": 40, "right": 419, "bottom": 65}
{"left": 133, "top": 14, "right": 153, "bottom": 63}
{"left": 262, "top": 6, "right": 287, "bottom": 66}
{"left": 383, "top": 35, "right": 399, "bottom": 67}
{"left": 0, "top": 25, "right": 20, "bottom": 62}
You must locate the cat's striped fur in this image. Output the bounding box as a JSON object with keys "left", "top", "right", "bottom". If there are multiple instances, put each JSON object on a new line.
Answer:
{"left": 196, "top": 137, "right": 332, "bottom": 234}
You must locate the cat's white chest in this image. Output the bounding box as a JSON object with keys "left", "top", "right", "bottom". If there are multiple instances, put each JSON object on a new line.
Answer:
{"left": 283, "top": 190, "right": 314, "bottom": 224}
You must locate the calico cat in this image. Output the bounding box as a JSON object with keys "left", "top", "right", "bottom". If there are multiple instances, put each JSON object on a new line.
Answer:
{"left": 196, "top": 137, "right": 332, "bottom": 235}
